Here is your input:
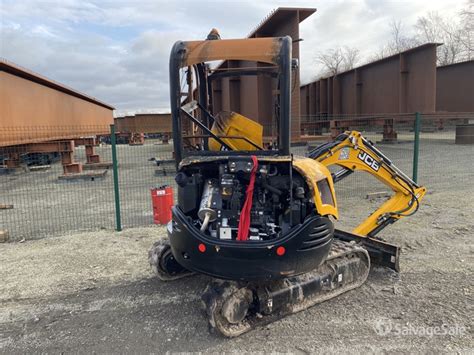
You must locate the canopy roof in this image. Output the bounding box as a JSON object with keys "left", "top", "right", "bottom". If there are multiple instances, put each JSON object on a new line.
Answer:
{"left": 180, "top": 37, "right": 284, "bottom": 67}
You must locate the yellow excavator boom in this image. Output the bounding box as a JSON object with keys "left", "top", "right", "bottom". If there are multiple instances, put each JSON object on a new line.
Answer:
{"left": 309, "top": 131, "right": 427, "bottom": 237}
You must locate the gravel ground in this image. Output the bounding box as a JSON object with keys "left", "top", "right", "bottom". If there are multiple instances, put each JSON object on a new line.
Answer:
{"left": 1, "top": 187, "right": 472, "bottom": 353}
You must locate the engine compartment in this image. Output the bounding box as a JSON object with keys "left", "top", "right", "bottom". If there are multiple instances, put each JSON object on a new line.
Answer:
{"left": 175, "top": 157, "right": 316, "bottom": 241}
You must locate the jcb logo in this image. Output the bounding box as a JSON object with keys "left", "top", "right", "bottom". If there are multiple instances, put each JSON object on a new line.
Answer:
{"left": 358, "top": 152, "right": 380, "bottom": 171}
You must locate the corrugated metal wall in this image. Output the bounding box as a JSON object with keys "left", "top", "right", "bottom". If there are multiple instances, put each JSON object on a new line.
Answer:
{"left": 0, "top": 71, "right": 113, "bottom": 147}
{"left": 300, "top": 43, "right": 439, "bottom": 117}
{"left": 436, "top": 60, "right": 474, "bottom": 112}
{"left": 114, "top": 113, "right": 172, "bottom": 133}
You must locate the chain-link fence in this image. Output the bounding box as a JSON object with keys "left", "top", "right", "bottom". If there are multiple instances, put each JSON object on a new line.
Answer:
{"left": 417, "top": 113, "right": 474, "bottom": 191}
{"left": 0, "top": 125, "right": 116, "bottom": 239}
{"left": 114, "top": 134, "right": 176, "bottom": 229}
{"left": 300, "top": 113, "right": 417, "bottom": 197}
{"left": 1, "top": 113, "right": 473, "bottom": 240}
{"left": 298, "top": 112, "right": 474, "bottom": 230}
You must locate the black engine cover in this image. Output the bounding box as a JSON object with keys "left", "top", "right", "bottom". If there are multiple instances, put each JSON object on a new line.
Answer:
{"left": 168, "top": 206, "right": 334, "bottom": 281}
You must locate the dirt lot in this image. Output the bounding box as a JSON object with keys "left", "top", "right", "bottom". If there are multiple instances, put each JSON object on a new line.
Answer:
{"left": 1, "top": 184, "right": 473, "bottom": 353}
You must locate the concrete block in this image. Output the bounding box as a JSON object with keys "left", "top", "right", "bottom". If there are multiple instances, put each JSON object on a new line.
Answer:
{"left": 0, "top": 230, "right": 9, "bottom": 243}
{"left": 456, "top": 124, "right": 474, "bottom": 145}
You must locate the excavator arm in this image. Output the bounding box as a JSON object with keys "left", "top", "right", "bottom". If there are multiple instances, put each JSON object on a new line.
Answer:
{"left": 309, "top": 131, "right": 427, "bottom": 238}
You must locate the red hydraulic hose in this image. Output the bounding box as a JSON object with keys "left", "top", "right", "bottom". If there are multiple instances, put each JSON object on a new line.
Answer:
{"left": 237, "top": 155, "right": 258, "bottom": 241}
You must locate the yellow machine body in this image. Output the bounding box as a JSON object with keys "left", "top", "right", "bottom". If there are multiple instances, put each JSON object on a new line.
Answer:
{"left": 209, "top": 111, "right": 263, "bottom": 151}
{"left": 293, "top": 158, "right": 339, "bottom": 219}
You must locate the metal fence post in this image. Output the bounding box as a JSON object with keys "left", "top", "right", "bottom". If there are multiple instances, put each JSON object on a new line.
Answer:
{"left": 110, "top": 124, "right": 122, "bottom": 231}
{"left": 412, "top": 112, "right": 421, "bottom": 183}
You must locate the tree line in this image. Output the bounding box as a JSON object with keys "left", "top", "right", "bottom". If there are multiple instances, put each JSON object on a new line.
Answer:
{"left": 314, "top": 0, "right": 473, "bottom": 79}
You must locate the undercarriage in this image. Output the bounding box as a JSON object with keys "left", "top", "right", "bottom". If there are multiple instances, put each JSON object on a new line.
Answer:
{"left": 201, "top": 240, "right": 369, "bottom": 337}
{"left": 149, "top": 232, "right": 400, "bottom": 337}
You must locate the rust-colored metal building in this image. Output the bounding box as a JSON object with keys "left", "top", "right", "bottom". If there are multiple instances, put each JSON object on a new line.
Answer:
{"left": 0, "top": 59, "right": 114, "bottom": 147}
{"left": 115, "top": 113, "right": 172, "bottom": 134}
{"left": 0, "top": 59, "right": 114, "bottom": 173}
{"left": 114, "top": 113, "right": 172, "bottom": 144}
{"left": 436, "top": 60, "right": 474, "bottom": 112}
{"left": 300, "top": 43, "right": 439, "bottom": 118}
{"left": 209, "top": 7, "right": 316, "bottom": 141}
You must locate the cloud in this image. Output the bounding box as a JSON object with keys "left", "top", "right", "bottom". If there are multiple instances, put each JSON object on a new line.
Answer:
{"left": 31, "top": 25, "right": 59, "bottom": 38}
{"left": 1, "top": 0, "right": 468, "bottom": 112}
{"left": 298, "top": 0, "right": 466, "bottom": 83}
{"left": 1, "top": 0, "right": 269, "bottom": 112}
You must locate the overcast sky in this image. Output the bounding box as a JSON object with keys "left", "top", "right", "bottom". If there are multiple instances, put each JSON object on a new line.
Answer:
{"left": 1, "top": 0, "right": 467, "bottom": 114}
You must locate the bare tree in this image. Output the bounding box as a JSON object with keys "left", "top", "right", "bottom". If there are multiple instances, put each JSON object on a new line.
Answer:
{"left": 459, "top": 0, "right": 474, "bottom": 60}
{"left": 371, "top": 20, "right": 418, "bottom": 61}
{"left": 368, "top": 47, "right": 391, "bottom": 62}
{"left": 315, "top": 46, "right": 360, "bottom": 77}
{"left": 415, "top": 12, "right": 444, "bottom": 42}
{"left": 389, "top": 20, "right": 418, "bottom": 52}
{"left": 373, "top": 5, "right": 472, "bottom": 66}
{"left": 415, "top": 11, "right": 466, "bottom": 65}
{"left": 342, "top": 46, "right": 360, "bottom": 70}
{"left": 440, "top": 23, "right": 465, "bottom": 65}
{"left": 316, "top": 1, "right": 473, "bottom": 79}
{"left": 315, "top": 48, "right": 344, "bottom": 77}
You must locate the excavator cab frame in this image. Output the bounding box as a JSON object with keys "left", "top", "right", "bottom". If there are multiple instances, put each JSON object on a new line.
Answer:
{"left": 169, "top": 37, "right": 292, "bottom": 165}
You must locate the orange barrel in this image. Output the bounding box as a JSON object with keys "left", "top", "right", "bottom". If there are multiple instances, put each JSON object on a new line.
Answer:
{"left": 151, "top": 185, "right": 174, "bottom": 224}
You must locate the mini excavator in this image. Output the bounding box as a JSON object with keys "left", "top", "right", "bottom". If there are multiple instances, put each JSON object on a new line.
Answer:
{"left": 149, "top": 35, "right": 426, "bottom": 337}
